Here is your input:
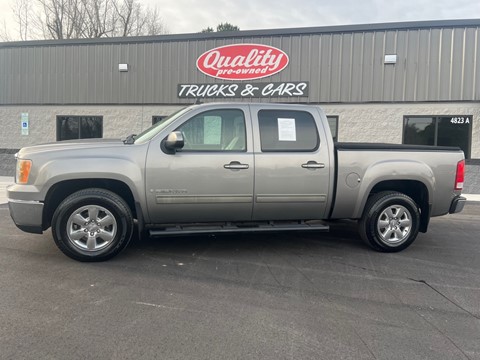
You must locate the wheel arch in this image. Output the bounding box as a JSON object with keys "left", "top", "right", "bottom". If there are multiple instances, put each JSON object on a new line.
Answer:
{"left": 42, "top": 179, "right": 138, "bottom": 231}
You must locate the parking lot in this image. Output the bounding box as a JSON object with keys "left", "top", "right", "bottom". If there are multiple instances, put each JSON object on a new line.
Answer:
{"left": 1, "top": 201, "right": 479, "bottom": 360}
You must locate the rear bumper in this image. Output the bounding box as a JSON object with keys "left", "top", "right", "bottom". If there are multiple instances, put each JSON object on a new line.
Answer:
{"left": 449, "top": 196, "right": 466, "bottom": 214}
{"left": 8, "top": 199, "right": 44, "bottom": 234}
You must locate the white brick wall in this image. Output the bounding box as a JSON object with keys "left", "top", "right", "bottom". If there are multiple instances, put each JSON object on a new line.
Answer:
{"left": 1, "top": 102, "right": 479, "bottom": 158}
{"left": 0, "top": 105, "right": 185, "bottom": 149}
{"left": 322, "top": 103, "right": 480, "bottom": 158}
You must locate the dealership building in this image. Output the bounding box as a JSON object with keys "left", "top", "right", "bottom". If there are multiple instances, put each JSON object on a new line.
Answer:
{"left": 0, "top": 19, "right": 479, "bottom": 162}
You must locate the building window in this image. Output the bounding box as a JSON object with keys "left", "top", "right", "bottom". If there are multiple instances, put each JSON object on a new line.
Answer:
{"left": 403, "top": 116, "right": 472, "bottom": 158}
{"left": 258, "top": 110, "right": 319, "bottom": 152}
{"left": 152, "top": 116, "right": 166, "bottom": 125}
{"left": 327, "top": 116, "right": 339, "bottom": 142}
{"left": 56, "top": 116, "right": 103, "bottom": 141}
{"left": 176, "top": 109, "right": 246, "bottom": 151}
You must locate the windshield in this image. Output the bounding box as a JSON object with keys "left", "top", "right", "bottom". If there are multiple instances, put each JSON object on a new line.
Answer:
{"left": 133, "top": 106, "right": 192, "bottom": 144}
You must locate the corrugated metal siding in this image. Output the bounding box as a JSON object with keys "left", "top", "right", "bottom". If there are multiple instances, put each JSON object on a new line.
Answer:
{"left": 0, "top": 25, "right": 479, "bottom": 105}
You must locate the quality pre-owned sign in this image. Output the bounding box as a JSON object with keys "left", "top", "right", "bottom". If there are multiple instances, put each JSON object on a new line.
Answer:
{"left": 178, "top": 82, "right": 309, "bottom": 98}
{"left": 178, "top": 43, "right": 309, "bottom": 98}
{"left": 196, "top": 44, "right": 289, "bottom": 80}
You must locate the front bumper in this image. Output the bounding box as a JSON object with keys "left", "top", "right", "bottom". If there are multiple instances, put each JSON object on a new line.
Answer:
{"left": 449, "top": 195, "right": 466, "bottom": 214}
{"left": 8, "top": 199, "right": 44, "bottom": 234}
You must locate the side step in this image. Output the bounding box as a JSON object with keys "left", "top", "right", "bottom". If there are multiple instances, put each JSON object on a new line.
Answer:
{"left": 149, "top": 221, "right": 329, "bottom": 237}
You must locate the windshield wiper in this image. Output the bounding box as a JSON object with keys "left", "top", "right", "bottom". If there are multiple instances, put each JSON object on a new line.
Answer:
{"left": 123, "top": 134, "right": 137, "bottom": 144}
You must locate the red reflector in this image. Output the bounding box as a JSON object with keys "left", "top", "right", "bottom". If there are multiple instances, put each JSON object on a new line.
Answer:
{"left": 455, "top": 160, "right": 465, "bottom": 190}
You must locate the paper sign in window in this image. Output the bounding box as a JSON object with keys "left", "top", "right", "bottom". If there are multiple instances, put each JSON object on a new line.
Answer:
{"left": 278, "top": 118, "right": 296, "bottom": 141}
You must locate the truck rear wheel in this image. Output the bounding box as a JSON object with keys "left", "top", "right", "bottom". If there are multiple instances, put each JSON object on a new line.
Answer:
{"left": 359, "top": 191, "right": 420, "bottom": 252}
{"left": 51, "top": 188, "right": 133, "bottom": 262}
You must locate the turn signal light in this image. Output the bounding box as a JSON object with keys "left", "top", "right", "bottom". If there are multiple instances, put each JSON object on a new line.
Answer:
{"left": 455, "top": 159, "right": 465, "bottom": 191}
{"left": 16, "top": 159, "right": 32, "bottom": 184}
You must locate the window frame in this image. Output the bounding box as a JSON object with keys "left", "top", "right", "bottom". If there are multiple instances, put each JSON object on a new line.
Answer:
{"left": 56, "top": 115, "right": 103, "bottom": 141}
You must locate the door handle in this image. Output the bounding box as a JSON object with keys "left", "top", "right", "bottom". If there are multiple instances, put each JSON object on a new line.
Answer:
{"left": 301, "top": 161, "right": 325, "bottom": 169}
{"left": 224, "top": 161, "right": 249, "bottom": 170}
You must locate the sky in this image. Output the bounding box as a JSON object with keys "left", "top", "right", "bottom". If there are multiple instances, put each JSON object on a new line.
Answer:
{"left": 0, "top": 0, "right": 479, "bottom": 38}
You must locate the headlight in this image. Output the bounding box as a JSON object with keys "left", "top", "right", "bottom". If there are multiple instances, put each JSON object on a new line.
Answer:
{"left": 16, "top": 159, "right": 32, "bottom": 184}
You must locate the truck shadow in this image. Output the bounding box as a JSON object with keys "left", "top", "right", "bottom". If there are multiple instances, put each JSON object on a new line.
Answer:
{"left": 125, "top": 220, "right": 366, "bottom": 259}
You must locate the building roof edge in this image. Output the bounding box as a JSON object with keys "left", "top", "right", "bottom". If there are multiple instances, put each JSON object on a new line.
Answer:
{"left": 1, "top": 18, "right": 479, "bottom": 48}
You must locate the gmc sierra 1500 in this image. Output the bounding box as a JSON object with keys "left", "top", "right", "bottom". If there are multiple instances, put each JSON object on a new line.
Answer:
{"left": 7, "top": 102, "right": 466, "bottom": 261}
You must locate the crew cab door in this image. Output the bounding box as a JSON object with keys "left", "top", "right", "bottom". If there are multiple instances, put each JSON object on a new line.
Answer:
{"left": 250, "top": 105, "right": 332, "bottom": 220}
{"left": 145, "top": 106, "right": 254, "bottom": 223}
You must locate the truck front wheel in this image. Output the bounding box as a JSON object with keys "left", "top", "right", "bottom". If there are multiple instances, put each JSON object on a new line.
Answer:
{"left": 51, "top": 188, "right": 134, "bottom": 262}
{"left": 359, "top": 191, "right": 420, "bottom": 252}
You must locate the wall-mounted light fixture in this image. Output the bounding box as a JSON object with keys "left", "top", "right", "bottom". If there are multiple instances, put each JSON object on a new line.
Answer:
{"left": 384, "top": 55, "right": 397, "bottom": 64}
{"left": 118, "top": 63, "right": 129, "bottom": 72}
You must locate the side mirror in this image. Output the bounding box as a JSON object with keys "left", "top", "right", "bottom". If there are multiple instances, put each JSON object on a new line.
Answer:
{"left": 164, "top": 131, "right": 184, "bottom": 153}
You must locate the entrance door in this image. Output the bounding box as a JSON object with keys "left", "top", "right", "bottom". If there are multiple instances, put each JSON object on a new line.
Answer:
{"left": 145, "top": 106, "right": 254, "bottom": 224}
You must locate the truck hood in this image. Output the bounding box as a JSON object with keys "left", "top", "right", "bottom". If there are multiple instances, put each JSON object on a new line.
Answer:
{"left": 17, "top": 138, "right": 125, "bottom": 157}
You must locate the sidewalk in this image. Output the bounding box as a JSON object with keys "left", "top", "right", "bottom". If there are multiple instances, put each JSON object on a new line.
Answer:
{"left": 1, "top": 176, "right": 479, "bottom": 205}
{"left": 0, "top": 176, "right": 13, "bottom": 205}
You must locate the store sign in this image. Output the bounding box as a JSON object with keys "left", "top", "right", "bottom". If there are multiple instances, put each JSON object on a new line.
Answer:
{"left": 178, "top": 82, "right": 309, "bottom": 98}
{"left": 196, "top": 44, "right": 289, "bottom": 80}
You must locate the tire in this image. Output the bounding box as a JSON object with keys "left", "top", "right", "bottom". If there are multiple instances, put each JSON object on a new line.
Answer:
{"left": 51, "top": 188, "right": 134, "bottom": 262}
{"left": 359, "top": 191, "right": 420, "bottom": 252}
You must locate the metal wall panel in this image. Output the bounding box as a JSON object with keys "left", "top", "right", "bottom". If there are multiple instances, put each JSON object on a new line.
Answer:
{"left": 1, "top": 22, "right": 479, "bottom": 105}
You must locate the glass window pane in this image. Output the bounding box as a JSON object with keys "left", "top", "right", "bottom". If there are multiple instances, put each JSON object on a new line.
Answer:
{"left": 57, "top": 116, "right": 102, "bottom": 141}
{"left": 203, "top": 116, "right": 222, "bottom": 145}
{"left": 57, "top": 117, "right": 79, "bottom": 141}
{"left": 327, "top": 116, "right": 338, "bottom": 142}
{"left": 437, "top": 116, "right": 471, "bottom": 158}
{"left": 403, "top": 117, "right": 435, "bottom": 146}
{"left": 177, "top": 109, "right": 245, "bottom": 151}
{"left": 258, "top": 110, "right": 319, "bottom": 152}
{"left": 80, "top": 117, "right": 102, "bottom": 139}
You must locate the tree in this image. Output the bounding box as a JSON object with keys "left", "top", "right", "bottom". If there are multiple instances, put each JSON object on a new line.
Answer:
{"left": 13, "top": 0, "right": 32, "bottom": 40}
{"left": 0, "top": 0, "right": 32, "bottom": 41}
{"left": 201, "top": 22, "right": 240, "bottom": 33}
{"left": 216, "top": 22, "right": 239, "bottom": 32}
{"left": 0, "top": 0, "right": 168, "bottom": 41}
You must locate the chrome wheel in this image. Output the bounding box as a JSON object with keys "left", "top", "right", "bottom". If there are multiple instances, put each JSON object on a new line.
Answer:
{"left": 376, "top": 205, "right": 412, "bottom": 245}
{"left": 66, "top": 205, "right": 117, "bottom": 252}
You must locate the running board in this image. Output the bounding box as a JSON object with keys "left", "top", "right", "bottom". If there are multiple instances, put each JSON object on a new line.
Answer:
{"left": 149, "top": 221, "right": 329, "bottom": 237}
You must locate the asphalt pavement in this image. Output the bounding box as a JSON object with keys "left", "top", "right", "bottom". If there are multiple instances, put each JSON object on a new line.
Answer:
{"left": 0, "top": 202, "right": 479, "bottom": 359}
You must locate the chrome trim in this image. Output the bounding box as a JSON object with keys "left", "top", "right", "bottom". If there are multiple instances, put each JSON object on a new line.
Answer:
{"left": 156, "top": 195, "right": 253, "bottom": 204}
{"left": 7, "top": 199, "right": 42, "bottom": 205}
{"left": 256, "top": 195, "right": 327, "bottom": 203}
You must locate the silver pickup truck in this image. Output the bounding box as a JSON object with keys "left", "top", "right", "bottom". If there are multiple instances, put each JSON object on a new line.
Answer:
{"left": 7, "top": 102, "right": 466, "bottom": 261}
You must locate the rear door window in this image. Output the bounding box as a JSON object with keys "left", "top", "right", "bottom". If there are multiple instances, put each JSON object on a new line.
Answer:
{"left": 258, "top": 110, "right": 319, "bottom": 152}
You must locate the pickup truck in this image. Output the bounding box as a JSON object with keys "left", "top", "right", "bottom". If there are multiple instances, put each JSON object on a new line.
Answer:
{"left": 7, "top": 102, "right": 466, "bottom": 262}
